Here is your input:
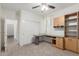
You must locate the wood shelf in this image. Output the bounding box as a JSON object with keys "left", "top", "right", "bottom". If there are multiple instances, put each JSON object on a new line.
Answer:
{"left": 66, "top": 18, "right": 78, "bottom": 21}
{"left": 66, "top": 25, "right": 77, "bottom": 27}
{"left": 65, "top": 12, "right": 79, "bottom": 53}
{"left": 66, "top": 30, "right": 77, "bottom": 32}
{"left": 65, "top": 12, "right": 79, "bottom": 38}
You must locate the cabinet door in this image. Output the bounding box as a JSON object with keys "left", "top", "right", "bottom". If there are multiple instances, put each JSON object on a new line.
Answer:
{"left": 69, "top": 38, "right": 77, "bottom": 52}
{"left": 54, "top": 18, "right": 59, "bottom": 27}
{"left": 56, "top": 38, "right": 60, "bottom": 47}
{"left": 78, "top": 40, "right": 79, "bottom": 53}
{"left": 65, "top": 37, "right": 77, "bottom": 52}
{"left": 65, "top": 38, "right": 70, "bottom": 49}
{"left": 58, "top": 16, "right": 65, "bottom": 26}
{"left": 56, "top": 38, "right": 64, "bottom": 49}
{"left": 54, "top": 16, "right": 64, "bottom": 27}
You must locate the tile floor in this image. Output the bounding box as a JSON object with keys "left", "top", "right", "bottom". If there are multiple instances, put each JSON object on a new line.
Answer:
{"left": 0, "top": 41, "right": 79, "bottom": 56}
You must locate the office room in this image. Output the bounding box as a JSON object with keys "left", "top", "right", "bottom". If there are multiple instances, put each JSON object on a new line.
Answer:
{"left": 0, "top": 0, "right": 79, "bottom": 58}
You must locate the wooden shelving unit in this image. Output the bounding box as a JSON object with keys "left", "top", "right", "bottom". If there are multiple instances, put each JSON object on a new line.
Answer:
{"left": 65, "top": 12, "right": 79, "bottom": 38}
{"left": 52, "top": 12, "right": 79, "bottom": 53}
{"left": 65, "top": 12, "right": 79, "bottom": 53}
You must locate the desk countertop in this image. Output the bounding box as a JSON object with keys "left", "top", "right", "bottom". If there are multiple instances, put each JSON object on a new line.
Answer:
{"left": 34, "top": 34, "right": 64, "bottom": 38}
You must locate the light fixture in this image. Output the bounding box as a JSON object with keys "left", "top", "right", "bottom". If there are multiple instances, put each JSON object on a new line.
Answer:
{"left": 32, "top": 3, "right": 55, "bottom": 12}
{"left": 41, "top": 4, "right": 49, "bottom": 12}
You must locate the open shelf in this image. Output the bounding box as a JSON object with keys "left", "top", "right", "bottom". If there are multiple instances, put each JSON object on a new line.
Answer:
{"left": 66, "top": 25, "right": 77, "bottom": 27}
{"left": 65, "top": 35, "right": 77, "bottom": 37}
{"left": 66, "top": 18, "right": 78, "bottom": 21}
{"left": 66, "top": 31, "right": 77, "bottom": 37}
{"left": 68, "top": 30, "right": 77, "bottom": 32}
{"left": 65, "top": 12, "right": 79, "bottom": 38}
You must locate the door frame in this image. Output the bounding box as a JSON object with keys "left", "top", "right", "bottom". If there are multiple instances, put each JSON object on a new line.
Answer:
{"left": 4, "top": 19, "right": 18, "bottom": 52}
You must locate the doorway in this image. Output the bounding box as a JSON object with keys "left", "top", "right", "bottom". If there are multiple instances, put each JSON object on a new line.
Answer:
{"left": 5, "top": 19, "right": 18, "bottom": 52}
{"left": 0, "top": 19, "right": 18, "bottom": 52}
{"left": 7, "top": 24, "right": 14, "bottom": 48}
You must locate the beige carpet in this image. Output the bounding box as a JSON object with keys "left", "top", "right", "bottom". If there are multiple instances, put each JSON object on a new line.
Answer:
{"left": 0, "top": 42, "right": 79, "bottom": 56}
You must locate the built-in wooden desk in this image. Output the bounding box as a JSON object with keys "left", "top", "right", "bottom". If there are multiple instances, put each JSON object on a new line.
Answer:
{"left": 33, "top": 35, "right": 65, "bottom": 50}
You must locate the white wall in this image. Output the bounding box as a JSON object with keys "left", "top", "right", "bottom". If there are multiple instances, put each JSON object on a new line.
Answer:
{"left": 2, "top": 8, "right": 17, "bottom": 20}
{"left": 1, "top": 7, "right": 43, "bottom": 46}
{"left": 7, "top": 24, "right": 14, "bottom": 36}
{"left": 1, "top": 8, "right": 17, "bottom": 37}
{"left": 43, "top": 4, "right": 79, "bottom": 37}
{"left": 19, "top": 10, "right": 43, "bottom": 46}
{"left": 1, "top": 8, "right": 20, "bottom": 44}
{"left": 40, "top": 16, "right": 47, "bottom": 34}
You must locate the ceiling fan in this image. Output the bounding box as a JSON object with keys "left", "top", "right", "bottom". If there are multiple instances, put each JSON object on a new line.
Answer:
{"left": 32, "top": 3, "right": 55, "bottom": 12}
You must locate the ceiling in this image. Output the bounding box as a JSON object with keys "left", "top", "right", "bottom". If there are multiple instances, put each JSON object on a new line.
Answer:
{"left": 0, "top": 3, "right": 76, "bottom": 15}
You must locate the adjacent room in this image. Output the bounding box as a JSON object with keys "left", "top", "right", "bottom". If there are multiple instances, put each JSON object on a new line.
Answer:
{"left": 0, "top": 3, "right": 79, "bottom": 56}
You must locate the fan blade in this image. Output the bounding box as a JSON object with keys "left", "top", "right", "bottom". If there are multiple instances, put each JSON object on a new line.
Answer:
{"left": 48, "top": 5, "right": 55, "bottom": 9}
{"left": 32, "top": 5, "right": 40, "bottom": 9}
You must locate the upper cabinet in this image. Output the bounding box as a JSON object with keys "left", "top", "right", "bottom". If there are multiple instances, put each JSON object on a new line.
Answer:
{"left": 53, "top": 16, "right": 65, "bottom": 28}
